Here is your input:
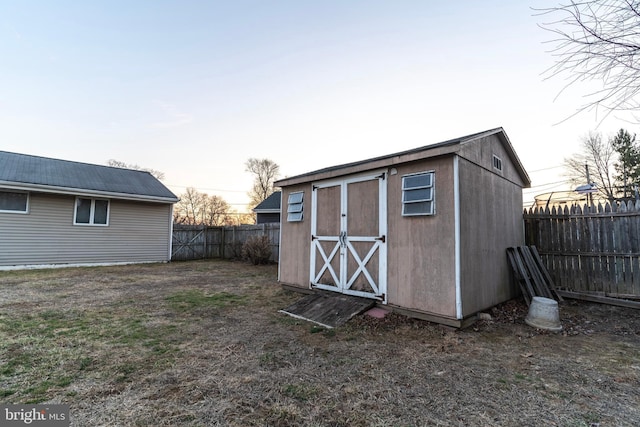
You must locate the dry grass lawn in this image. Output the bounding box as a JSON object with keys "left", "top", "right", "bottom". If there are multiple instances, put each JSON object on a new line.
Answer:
{"left": 0, "top": 260, "right": 639, "bottom": 426}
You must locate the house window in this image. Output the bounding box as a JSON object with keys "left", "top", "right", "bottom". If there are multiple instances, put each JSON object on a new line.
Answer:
{"left": 0, "top": 190, "right": 29, "bottom": 213}
{"left": 74, "top": 198, "right": 109, "bottom": 225}
{"left": 402, "top": 171, "right": 435, "bottom": 216}
{"left": 493, "top": 154, "right": 503, "bottom": 172}
{"left": 287, "top": 192, "right": 303, "bottom": 222}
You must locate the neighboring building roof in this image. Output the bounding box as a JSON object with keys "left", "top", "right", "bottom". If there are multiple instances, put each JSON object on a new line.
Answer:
{"left": 0, "top": 151, "right": 179, "bottom": 203}
{"left": 275, "top": 127, "right": 531, "bottom": 188}
{"left": 253, "top": 191, "right": 281, "bottom": 213}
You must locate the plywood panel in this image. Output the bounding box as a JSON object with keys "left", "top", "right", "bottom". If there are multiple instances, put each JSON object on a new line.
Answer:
{"left": 346, "top": 240, "right": 379, "bottom": 293}
{"left": 278, "top": 185, "right": 312, "bottom": 289}
{"left": 315, "top": 185, "right": 341, "bottom": 236}
{"left": 457, "top": 134, "right": 527, "bottom": 187}
{"left": 386, "top": 158, "right": 457, "bottom": 318}
{"left": 347, "top": 179, "right": 379, "bottom": 236}
{"left": 458, "top": 157, "right": 524, "bottom": 316}
{"left": 346, "top": 178, "right": 380, "bottom": 294}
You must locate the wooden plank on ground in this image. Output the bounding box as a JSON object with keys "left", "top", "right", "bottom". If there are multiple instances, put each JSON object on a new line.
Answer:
{"left": 279, "top": 292, "right": 375, "bottom": 328}
{"left": 557, "top": 290, "right": 640, "bottom": 309}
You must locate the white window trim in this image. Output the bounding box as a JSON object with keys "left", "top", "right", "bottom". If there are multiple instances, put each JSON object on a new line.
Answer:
{"left": 0, "top": 190, "right": 30, "bottom": 214}
{"left": 401, "top": 171, "right": 435, "bottom": 216}
{"left": 287, "top": 191, "right": 304, "bottom": 222}
{"left": 73, "top": 197, "right": 110, "bottom": 226}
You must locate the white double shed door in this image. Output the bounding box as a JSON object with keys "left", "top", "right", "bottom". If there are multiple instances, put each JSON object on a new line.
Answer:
{"left": 310, "top": 170, "right": 387, "bottom": 302}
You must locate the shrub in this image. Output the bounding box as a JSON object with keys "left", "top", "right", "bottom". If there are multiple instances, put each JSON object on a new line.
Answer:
{"left": 242, "top": 235, "right": 272, "bottom": 265}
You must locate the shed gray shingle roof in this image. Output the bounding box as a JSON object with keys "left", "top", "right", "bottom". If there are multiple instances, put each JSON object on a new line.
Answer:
{"left": 275, "top": 127, "right": 530, "bottom": 188}
{"left": 0, "top": 151, "right": 178, "bottom": 203}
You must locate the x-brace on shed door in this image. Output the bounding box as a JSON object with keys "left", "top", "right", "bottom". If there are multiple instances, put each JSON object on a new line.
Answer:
{"left": 310, "top": 170, "right": 387, "bottom": 302}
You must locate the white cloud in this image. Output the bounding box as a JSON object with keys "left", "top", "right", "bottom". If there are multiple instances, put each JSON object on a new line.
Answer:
{"left": 150, "top": 100, "right": 193, "bottom": 128}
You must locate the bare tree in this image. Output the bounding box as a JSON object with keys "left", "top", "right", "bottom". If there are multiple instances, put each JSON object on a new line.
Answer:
{"left": 564, "top": 131, "right": 617, "bottom": 201}
{"left": 173, "top": 188, "right": 236, "bottom": 226}
{"left": 227, "top": 211, "right": 256, "bottom": 226}
{"left": 203, "top": 195, "right": 231, "bottom": 226}
{"left": 245, "top": 158, "right": 280, "bottom": 209}
{"left": 537, "top": 1, "right": 640, "bottom": 120}
{"left": 173, "top": 187, "right": 205, "bottom": 225}
{"left": 107, "top": 159, "right": 165, "bottom": 180}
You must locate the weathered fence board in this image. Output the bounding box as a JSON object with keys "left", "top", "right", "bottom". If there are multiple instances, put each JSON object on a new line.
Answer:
{"left": 524, "top": 202, "right": 640, "bottom": 303}
{"left": 171, "top": 223, "right": 280, "bottom": 262}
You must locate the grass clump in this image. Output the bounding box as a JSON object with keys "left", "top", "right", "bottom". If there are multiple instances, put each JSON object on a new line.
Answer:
{"left": 0, "top": 305, "right": 179, "bottom": 403}
{"left": 282, "top": 383, "right": 318, "bottom": 401}
{"left": 165, "top": 290, "right": 246, "bottom": 313}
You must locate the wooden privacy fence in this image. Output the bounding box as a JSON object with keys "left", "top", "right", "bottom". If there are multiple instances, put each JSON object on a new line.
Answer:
{"left": 524, "top": 201, "right": 640, "bottom": 306}
{"left": 171, "top": 223, "right": 280, "bottom": 262}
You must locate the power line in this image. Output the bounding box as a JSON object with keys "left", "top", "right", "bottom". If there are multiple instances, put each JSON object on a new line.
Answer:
{"left": 525, "top": 179, "right": 572, "bottom": 189}
{"left": 166, "top": 183, "right": 247, "bottom": 193}
{"left": 527, "top": 165, "right": 565, "bottom": 173}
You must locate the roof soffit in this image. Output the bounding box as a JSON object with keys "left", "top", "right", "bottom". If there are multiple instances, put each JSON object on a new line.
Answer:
{"left": 0, "top": 181, "right": 178, "bottom": 203}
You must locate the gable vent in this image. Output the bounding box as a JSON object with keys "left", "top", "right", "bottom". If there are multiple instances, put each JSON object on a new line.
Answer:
{"left": 492, "top": 154, "right": 503, "bottom": 172}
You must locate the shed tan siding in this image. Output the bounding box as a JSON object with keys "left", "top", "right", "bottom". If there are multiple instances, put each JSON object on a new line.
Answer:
{"left": 458, "top": 134, "right": 527, "bottom": 188}
{"left": 386, "top": 158, "right": 457, "bottom": 318}
{"left": 278, "top": 184, "right": 312, "bottom": 288}
{"left": 276, "top": 129, "right": 529, "bottom": 326}
{"left": 458, "top": 156, "right": 523, "bottom": 316}
{"left": 0, "top": 192, "right": 173, "bottom": 266}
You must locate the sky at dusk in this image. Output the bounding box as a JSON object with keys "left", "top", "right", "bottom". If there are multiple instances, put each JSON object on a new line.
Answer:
{"left": 1, "top": 1, "right": 635, "bottom": 210}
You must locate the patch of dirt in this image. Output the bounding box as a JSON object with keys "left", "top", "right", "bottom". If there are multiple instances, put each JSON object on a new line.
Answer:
{"left": 1, "top": 260, "right": 639, "bottom": 426}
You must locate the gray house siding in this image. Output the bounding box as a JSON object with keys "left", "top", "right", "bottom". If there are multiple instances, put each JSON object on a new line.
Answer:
{"left": 0, "top": 192, "right": 172, "bottom": 267}
{"left": 256, "top": 212, "right": 280, "bottom": 224}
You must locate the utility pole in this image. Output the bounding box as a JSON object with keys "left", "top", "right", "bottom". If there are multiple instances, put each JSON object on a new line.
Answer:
{"left": 623, "top": 163, "right": 628, "bottom": 199}
{"left": 585, "top": 163, "right": 592, "bottom": 207}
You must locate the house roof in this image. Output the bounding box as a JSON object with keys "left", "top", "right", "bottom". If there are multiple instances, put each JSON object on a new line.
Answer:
{"left": 0, "top": 151, "right": 179, "bottom": 203}
{"left": 275, "top": 127, "right": 531, "bottom": 188}
{"left": 252, "top": 191, "right": 281, "bottom": 213}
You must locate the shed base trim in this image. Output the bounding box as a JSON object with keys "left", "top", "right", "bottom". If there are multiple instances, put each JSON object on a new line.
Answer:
{"left": 386, "top": 304, "right": 478, "bottom": 329}
{"left": 280, "top": 284, "right": 479, "bottom": 328}
{"left": 280, "top": 283, "right": 316, "bottom": 295}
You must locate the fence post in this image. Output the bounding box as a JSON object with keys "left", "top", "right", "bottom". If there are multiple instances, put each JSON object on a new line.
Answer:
{"left": 202, "top": 225, "right": 207, "bottom": 259}
{"left": 221, "top": 227, "right": 226, "bottom": 259}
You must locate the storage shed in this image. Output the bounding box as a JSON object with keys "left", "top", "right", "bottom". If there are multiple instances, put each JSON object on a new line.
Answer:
{"left": 0, "top": 151, "right": 179, "bottom": 269}
{"left": 275, "top": 128, "right": 531, "bottom": 327}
